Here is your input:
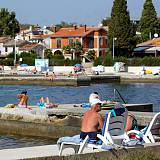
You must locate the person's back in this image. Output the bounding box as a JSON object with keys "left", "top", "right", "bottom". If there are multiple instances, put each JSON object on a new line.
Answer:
{"left": 81, "top": 109, "right": 102, "bottom": 132}
{"left": 80, "top": 99, "right": 104, "bottom": 140}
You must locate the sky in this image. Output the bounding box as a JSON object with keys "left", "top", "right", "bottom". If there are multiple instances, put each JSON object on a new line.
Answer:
{"left": 0, "top": 0, "right": 160, "bottom": 27}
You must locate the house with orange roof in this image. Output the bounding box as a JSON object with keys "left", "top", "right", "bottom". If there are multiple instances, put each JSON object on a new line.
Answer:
{"left": 19, "top": 26, "right": 54, "bottom": 41}
{"left": 133, "top": 38, "right": 160, "bottom": 57}
{"left": 50, "top": 25, "right": 108, "bottom": 60}
{"left": 19, "top": 43, "right": 44, "bottom": 58}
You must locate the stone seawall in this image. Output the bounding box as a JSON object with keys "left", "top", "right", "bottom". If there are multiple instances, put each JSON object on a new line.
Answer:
{"left": 0, "top": 106, "right": 158, "bottom": 139}
{"left": 0, "top": 75, "right": 120, "bottom": 86}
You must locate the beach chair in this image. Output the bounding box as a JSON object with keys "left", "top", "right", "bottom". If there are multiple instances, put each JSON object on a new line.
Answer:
{"left": 58, "top": 107, "right": 129, "bottom": 155}
{"left": 127, "top": 112, "right": 160, "bottom": 143}
{"left": 58, "top": 135, "right": 89, "bottom": 156}
{"left": 77, "top": 108, "right": 130, "bottom": 154}
{"left": 58, "top": 112, "right": 114, "bottom": 156}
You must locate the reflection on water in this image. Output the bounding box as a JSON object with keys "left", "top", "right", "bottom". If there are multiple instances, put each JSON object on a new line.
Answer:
{"left": 0, "top": 135, "right": 57, "bottom": 150}
{"left": 0, "top": 83, "right": 160, "bottom": 111}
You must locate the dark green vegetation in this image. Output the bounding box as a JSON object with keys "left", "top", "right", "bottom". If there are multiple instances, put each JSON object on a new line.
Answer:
{"left": 0, "top": 8, "right": 20, "bottom": 37}
{"left": 0, "top": 51, "right": 37, "bottom": 66}
{"left": 103, "top": 0, "right": 159, "bottom": 57}
{"left": 108, "top": 0, "right": 136, "bottom": 57}
{"left": 94, "top": 55, "right": 160, "bottom": 66}
{"left": 138, "top": 0, "right": 160, "bottom": 41}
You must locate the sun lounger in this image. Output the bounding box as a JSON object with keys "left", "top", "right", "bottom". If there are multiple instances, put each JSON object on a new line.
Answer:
{"left": 127, "top": 112, "right": 160, "bottom": 143}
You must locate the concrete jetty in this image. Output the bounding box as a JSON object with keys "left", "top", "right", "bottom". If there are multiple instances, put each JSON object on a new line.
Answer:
{"left": 0, "top": 104, "right": 157, "bottom": 139}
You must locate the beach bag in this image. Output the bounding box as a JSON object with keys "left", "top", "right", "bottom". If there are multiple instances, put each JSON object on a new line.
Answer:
{"left": 122, "top": 138, "right": 143, "bottom": 147}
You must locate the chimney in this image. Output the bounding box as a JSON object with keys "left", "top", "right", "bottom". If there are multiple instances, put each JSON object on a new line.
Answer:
{"left": 52, "top": 26, "right": 57, "bottom": 33}
{"left": 73, "top": 25, "right": 77, "bottom": 30}
{"left": 84, "top": 25, "right": 87, "bottom": 32}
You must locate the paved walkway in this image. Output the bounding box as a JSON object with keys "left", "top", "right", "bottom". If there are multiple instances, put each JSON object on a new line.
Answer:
{"left": 0, "top": 144, "right": 94, "bottom": 160}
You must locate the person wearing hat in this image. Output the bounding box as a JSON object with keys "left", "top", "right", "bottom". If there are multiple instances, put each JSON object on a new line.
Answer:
{"left": 89, "top": 92, "right": 114, "bottom": 106}
{"left": 16, "top": 90, "right": 28, "bottom": 108}
{"left": 80, "top": 99, "right": 104, "bottom": 141}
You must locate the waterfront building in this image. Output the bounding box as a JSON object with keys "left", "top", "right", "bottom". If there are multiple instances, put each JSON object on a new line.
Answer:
{"left": 49, "top": 25, "right": 108, "bottom": 60}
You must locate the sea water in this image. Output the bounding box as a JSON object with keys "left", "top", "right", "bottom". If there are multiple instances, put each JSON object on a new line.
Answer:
{"left": 0, "top": 83, "right": 159, "bottom": 111}
{"left": 0, "top": 83, "right": 160, "bottom": 149}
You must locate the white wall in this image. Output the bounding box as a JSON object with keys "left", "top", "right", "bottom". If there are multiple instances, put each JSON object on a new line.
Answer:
{"left": 53, "top": 66, "right": 74, "bottom": 73}
{"left": 104, "top": 66, "right": 160, "bottom": 75}
{"left": 2, "top": 65, "right": 160, "bottom": 75}
{"left": 0, "top": 43, "right": 5, "bottom": 56}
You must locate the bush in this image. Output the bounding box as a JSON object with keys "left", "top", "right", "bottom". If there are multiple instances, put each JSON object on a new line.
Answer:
{"left": 93, "top": 57, "right": 103, "bottom": 66}
{"left": 113, "top": 56, "right": 160, "bottom": 66}
{"left": 103, "top": 53, "right": 114, "bottom": 66}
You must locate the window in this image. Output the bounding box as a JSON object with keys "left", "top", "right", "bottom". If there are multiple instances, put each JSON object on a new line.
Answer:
{"left": 69, "top": 39, "right": 73, "bottom": 45}
{"left": 99, "top": 37, "right": 103, "bottom": 47}
{"left": 56, "top": 39, "right": 61, "bottom": 48}
{"left": 89, "top": 37, "right": 94, "bottom": 48}
{"left": 5, "top": 47, "right": 8, "bottom": 52}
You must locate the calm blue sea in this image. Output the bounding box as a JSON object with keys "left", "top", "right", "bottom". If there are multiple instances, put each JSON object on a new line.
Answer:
{"left": 0, "top": 83, "right": 160, "bottom": 111}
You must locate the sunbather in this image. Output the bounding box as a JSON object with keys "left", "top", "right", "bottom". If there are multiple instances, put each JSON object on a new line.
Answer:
{"left": 80, "top": 99, "right": 104, "bottom": 141}
{"left": 17, "top": 90, "right": 28, "bottom": 108}
{"left": 125, "top": 112, "right": 138, "bottom": 132}
{"left": 89, "top": 92, "right": 116, "bottom": 106}
{"left": 37, "top": 97, "right": 58, "bottom": 108}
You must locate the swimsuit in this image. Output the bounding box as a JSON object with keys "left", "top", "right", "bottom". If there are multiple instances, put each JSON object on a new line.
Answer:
{"left": 80, "top": 131, "right": 97, "bottom": 140}
{"left": 18, "top": 104, "right": 27, "bottom": 108}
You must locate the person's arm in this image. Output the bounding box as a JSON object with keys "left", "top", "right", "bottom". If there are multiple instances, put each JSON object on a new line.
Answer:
{"left": 98, "top": 114, "right": 104, "bottom": 130}
{"left": 125, "top": 114, "right": 133, "bottom": 132}
{"left": 17, "top": 94, "right": 22, "bottom": 99}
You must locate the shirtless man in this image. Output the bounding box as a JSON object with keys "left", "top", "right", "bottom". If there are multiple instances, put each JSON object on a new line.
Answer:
{"left": 80, "top": 99, "right": 104, "bottom": 140}
{"left": 17, "top": 90, "right": 28, "bottom": 108}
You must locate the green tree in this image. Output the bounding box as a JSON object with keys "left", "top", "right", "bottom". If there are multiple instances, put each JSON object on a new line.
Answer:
{"left": 62, "top": 42, "right": 83, "bottom": 59}
{"left": 108, "top": 0, "right": 136, "bottom": 57}
{"left": 102, "top": 17, "right": 111, "bottom": 26}
{"left": 0, "top": 8, "right": 20, "bottom": 37}
{"left": 70, "top": 41, "right": 83, "bottom": 58}
{"left": 86, "top": 50, "right": 95, "bottom": 61}
{"left": 138, "top": 0, "right": 159, "bottom": 41}
{"left": 44, "top": 49, "right": 53, "bottom": 59}
{"left": 19, "top": 51, "right": 37, "bottom": 65}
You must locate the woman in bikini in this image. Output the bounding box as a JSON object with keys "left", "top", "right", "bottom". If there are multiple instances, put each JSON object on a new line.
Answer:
{"left": 17, "top": 90, "right": 28, "bottom": 108}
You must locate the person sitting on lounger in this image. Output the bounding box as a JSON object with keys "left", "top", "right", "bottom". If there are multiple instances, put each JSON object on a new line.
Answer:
{"left": 89, "top": 92, "right": 116, "bottom": 105}
{"left": 80, "top": 99, "right": 104, "bottom": 141}
{"left": 125, "top": 112, "right": 138, "bottom": 132}
{"left": 17, "top": 90, "right": 28, "bottom": 108}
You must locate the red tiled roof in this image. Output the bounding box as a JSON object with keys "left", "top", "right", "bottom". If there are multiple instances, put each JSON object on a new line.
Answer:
{"left": 19, "top": 43, "right": 41, "bottom": 51}
{"left": 50, "top": 26, "right": 104, "bottom": 38}
{"left": 31, "top": 34, "right": 52, "bottom": 40}
{"left": 0, "top": 36, "right": 11, "bottom": 43}
{"left": 137, "top": 38, "right": 160, "bottom": 46}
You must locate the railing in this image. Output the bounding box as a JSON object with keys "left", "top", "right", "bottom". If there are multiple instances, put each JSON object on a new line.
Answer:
{"left": 113, "top": 88, "right": 127, "bottom": 104}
